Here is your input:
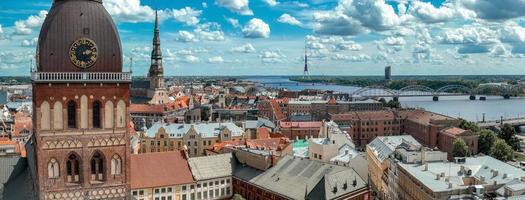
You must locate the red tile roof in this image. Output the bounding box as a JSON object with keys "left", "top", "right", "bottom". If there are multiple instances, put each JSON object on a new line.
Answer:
{"left": 257, "top": 128, "right": 270, "bottom": 139}
{"left": 279, "top": 121, "right": 323, "bottom": 128}
{"left": 12, "top": 113, "right": 32, "bottom": 137}
{"left": 270, "top": 99, "right": 286, "bottom": 121}
{"left": 131, "top": 151, "right": 194, "bottom": 189}
{"left": 441, "top": 127, "right": 468, "bottom": 136}
{"left": 129, "top": 104, "right": 164, "bottom": 114}
{"left": 246, "top": 138, "right": 290, "bottom": 151}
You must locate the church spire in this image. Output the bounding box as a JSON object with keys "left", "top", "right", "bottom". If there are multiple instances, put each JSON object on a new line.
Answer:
{"left": 149, "top": 9, "right": 164, "bottom": 89}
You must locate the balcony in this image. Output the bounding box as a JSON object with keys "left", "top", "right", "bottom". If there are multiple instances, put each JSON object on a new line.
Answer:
{"left": 31, "top": 72, "right": 132, "bottom": 83}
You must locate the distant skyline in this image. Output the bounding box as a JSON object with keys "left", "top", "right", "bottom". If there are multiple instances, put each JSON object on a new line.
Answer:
{"left": 0, "top": 0, "right": 524, "bottom": 76}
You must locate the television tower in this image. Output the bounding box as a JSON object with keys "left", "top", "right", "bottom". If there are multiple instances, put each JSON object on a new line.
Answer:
{"left": 303, "top": 44, "right": 310, "bottom": 79}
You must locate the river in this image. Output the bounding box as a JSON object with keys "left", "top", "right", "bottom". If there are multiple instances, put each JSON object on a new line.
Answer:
{"left": 246, "top": 76, "right": 525, "bottom": 122}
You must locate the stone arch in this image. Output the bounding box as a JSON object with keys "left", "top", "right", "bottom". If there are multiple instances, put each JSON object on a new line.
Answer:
{"left": 110, "top": 154, "right": 122, "bottom": 175}
{"left": 48, "top": 157, "right": 59, "bottom": 178}
{"left": 53, "top": 101, "right": 63, "bottom": 130}
{"left": 116, "top": 100, "right": 126, "bottom": 128}
{"left": 41, "top": 101, "right": 50, "bottom": 130}
{"left": 104, "top": 101, "right": 114, "bottom": 129}
{"left": 80, "top": 95, "right": 88, "bottom": 129}
{"left": 90, "top": 150, "right": 105, "bottom": 181}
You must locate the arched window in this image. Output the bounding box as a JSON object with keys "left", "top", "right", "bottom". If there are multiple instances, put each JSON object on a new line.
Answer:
{"left": 48, "top": 158, "right": 59, "bottom": 178}
{"left": 53, "top": 101, "right": 63, "bottom": 130}
{"left": 93, "top": 101, "right": 102, "bottom": 128}
{"left": 80, "top": 95, "right": 88, "bottom": 129}
{"left": 116, "top": 100, "right": 126, "bottom": 128}
{"left": 40, "top": 101, "right": 50, "bottom": 130}
{"left": 111, "top": 154, "right": 122, "bottom": 175}
{"left": 66, "top": 153, "right": 80, "bottom": 183}
{"left": 67, "top": 101, "right": 77, "bottom": 128}
{"left": 91, "top": 151, "right": 105, "bottom": 181}
{"left": 104, "top": 101, "right": 114, "bottom": 129}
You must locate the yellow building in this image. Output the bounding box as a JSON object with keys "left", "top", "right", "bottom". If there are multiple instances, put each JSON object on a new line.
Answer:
{"left": 140, "top": 122, "right": 244, "bottom": 157}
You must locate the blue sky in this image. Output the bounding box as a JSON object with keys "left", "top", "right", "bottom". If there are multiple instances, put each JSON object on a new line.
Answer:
{"left": 0, "top": 0, "right": 524, "bottom": 76}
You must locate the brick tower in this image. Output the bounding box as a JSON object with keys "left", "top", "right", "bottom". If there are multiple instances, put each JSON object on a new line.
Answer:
{"left": 30, "top": 0, "right": 131, "bottom": 199}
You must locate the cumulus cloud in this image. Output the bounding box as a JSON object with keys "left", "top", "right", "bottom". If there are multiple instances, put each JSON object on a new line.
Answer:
{"left": 242, "top": 18, "right": 271, "bottom": 38}
{"left": 21, "top": 37, "right": 38, "bottom": 47}
{"left": 175, "top": 31, "right": 198, "bottom": 42}
{"left": 183, "top": 55, "right": 200, "bottom": 63}
{"left": 215, "top": 0, "right": 253, "bottom": 15}
{"left": 226, "top": 18, "right": 240, "bottom": 28}
{"left": 260, "top": 50, "right": 286, "bottom": 63}
{"left": 438, "top": 26, "right": 498, "bottom": 45}
{"left": 172, "top": 7, "right": 202, "bottom": 26}
{"left": 175, "top": 23, "right": 225, "bottom": 42}
{"left": 263, "top": 0, "right": 279, "bottom": 6}
{"left": 208, "top": 56, "right": 225, "bottom": 63}
{"left": 460, "top": 0, "right": 525, "bottom": 20}
{"left": 408, "top": 1, "right": 456, "bottom": 23}
{"left": 306, "top": 35, "right": 363, "bottom": 57}
{"left": 104, "top": 0, "right": 155, "bottom": 23}
{"left": 499, "top": 22, "right": 525, "bottom": 43}
{"left": 331, "top": 53, "right": 371, "bottom": 62}
{"left": 277, "top": 14, "right": 302, "bottom": 26}
{"left": 231, "top": 43, "right": 256, "bottom": 53}
{"left": 382, "top": 36, "right": 406, "bottom": 46}
{"left": 13, "top": 10, "right": 47, "bottom": 35}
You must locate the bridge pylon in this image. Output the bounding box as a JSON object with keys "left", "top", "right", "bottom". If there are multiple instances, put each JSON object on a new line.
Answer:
{"left": 433, "top": 96, "right": 439, "bottom": 101}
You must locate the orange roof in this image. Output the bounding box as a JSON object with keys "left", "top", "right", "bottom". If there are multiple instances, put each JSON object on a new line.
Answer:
{"left": 131, "top": 151, "right": 194, "bottom": 189}
{"left": 257, "top": 128, "right": 270, "bottom": 139}
{"left": 129, "top": 104, "right": 164, "bottom": 114}
{"left": 332, "top": 111, "right": 395, "bottom": 121}
{"left": 246, "top": 138, "right": 290, "bottom": 151}
{"left": 279, "top": 121, "right": 323, "bottom": 128}
{"left": 270, "top": 99, "right": 286, "bottom": 121}
{"left": 12, "top": 114, "right": 32, "bottom": 137}
{"left": 442, "top": 127, "right": 468, "bottom": 136}
{"left": 210, "top": 140, "right": 245, "bottom": 152}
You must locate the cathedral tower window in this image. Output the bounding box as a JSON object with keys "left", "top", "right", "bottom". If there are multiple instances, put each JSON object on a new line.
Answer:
{"left": 53, "top": 101, "right": 63, "bottom": 130}
{"left": 40, "top": 101, "right": 50, "bottom": 130}
{"left": 110, "top": 154, "right": 122, "bottom": 175}
{"left": 66, "top": 153, "right": 80, "bottom": 183}
{"left": 93, "top": 101, "right": 102, "bottom": 128}
{"left": 116, "top": 100, "right": 126, "bottom": 128}
{"left": 67, "top": 101, "right": 77, "bottom": 128}
{"left": 90, "top": 151, "right": 105, "bottom": 181}
{"left": 105, "top": 101, "right": 114, "bottom": 128}
{"left": 47, "top": 158, "right": 59, "bottom": 178}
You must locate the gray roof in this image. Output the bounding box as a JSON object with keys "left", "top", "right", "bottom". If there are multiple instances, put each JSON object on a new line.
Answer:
{"left": 244, "top": 118, "right": 276, "bottom": 130}
{"left": 236, "top": 155, "right": 367, "bottom": 200}
{"left": 398, "top": 156, "right": 525, "bottom": 192}
{"left": 188, "top": 153, "right": 235, "bottom": 181}
{"left": 146, "top": 122, "right": 244, "bottom": 138}
{"left": 0, "top": 156, "right": 36, "bottom": 200}
{"left": 367, "top": 135, "right": 420, "bottom": 162}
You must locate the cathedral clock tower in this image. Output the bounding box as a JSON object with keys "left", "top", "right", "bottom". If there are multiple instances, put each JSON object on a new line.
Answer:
{"left": 30, "top": 0, "right": 131, "bottom": 199}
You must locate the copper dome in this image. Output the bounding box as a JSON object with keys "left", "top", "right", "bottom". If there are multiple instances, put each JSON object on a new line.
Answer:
{"left": 37, "top": 0, "right": 122, "bottom": 72}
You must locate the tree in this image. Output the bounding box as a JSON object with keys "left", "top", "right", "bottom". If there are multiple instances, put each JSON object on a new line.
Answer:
{"left": 500, "top": 124, "right": 521, "bottom": 151}
{"left": 478, "top": 129, "right": 498, "bottom": 154}
{"left": 491, "top": 139, "right": 514, "bottom": 161}
{"left": 232, "top": 194, "right": 246, "bottom": 200}
{"left": 458, "top": 118, "right": 481, "bottom": 132}
{"left": 452, "top": 138, "right": 469, "bottom": 157}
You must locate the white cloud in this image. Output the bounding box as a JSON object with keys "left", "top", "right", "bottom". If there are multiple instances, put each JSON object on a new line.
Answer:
{"left": 208, "top": 56, "right": 225, "bottom": 63}
{"left": 263, "top": 0, "right": 279, "bottom": 6}
{"left": 439, "top": 25, "right": 498, "bottom": 45}
{"left": 175, "top": 31, "right": 198, "bottom": 42}
{"left": 331, "top": 53, "right": 371, "bottom": 62}
{"left": 307, "top": 35, "right": 363, "bottom": 53}
{"left": 260, "top": 50, "right": 286, "bottom": 63}
{"left": 231, "top": 43, "right": 256, "bottom": 53}
{"left": 21, "top": 37, "right": 38, "bottom": 47}
{"left": 183, "top": 55, "right": 200, "bottom": 63}
{"left": 277, "top": 14, "right": 302, "bottom": 26}
{"left": 104, "top": 0, "right": 155, "bottom": 23}
{"left": 0, "top": 25, "right": 4, "bottom": 40}
{"left": 408, "top": 1, "right": 456, "bottom": 23}
{"left": 460, "top": 0, "right": 525, "bottom": 20}
{"left": 499, "top": 22, "right": 525, "bottom": 43}
{"left": 382, "top": 36, "right": 406, "bottom": 46}
{"left": 226, "top": 18, "right": 240, "bottom": 28}
{"left": 215, "top": 0, "right": 253, "bottom": 15}
{"left": 202, "top": 2, "right": 208, "bottom": 8}
{"left": 242, "top": 18, "right": 271, "bottom": 38}
{"left": 172, "top": 7, "right": 202, "bottom": 26}
{"left": 13, "top": 10, "right": 47, "bottom": 35}
{"left": 490, "top": 43, "right": 512, "bottom": 58}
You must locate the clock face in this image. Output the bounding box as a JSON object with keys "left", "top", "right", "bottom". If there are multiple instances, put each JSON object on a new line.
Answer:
{"left": 69, "top": 38, "right": 98, "bottom": 69}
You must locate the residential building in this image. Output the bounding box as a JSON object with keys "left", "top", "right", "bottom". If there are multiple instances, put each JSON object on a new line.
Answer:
{"left": 331, "top": 110, "right": 401, "bottom": 149}
{"left": 309, "top": 121, "right": 358, "bottom": 166}
{"left": 188, "top": 153, "right": 235, "bottom": 200}
{"left": 279, "top": 121, "right": 324, "bottom": 140}
{"left": 130, "top": 151, "right": 194, "bottom": 200}
{"left": 438, "top": 127, "right": 479, "bottom": 159}
{"left": 129, "top": 104, "right": 165, "bottom": 131}
{"left": 141, "top": 122, "right": 244, "bottom": 157}
{"left": 311, "top": 99, "right": 384, "bottom": 120}
{"left": 233, "top": 155, "right": 370, "bottom": 200}
{"left": 398, "top": 109, "right": 460, "bottom": 149}
{"left": 367, "top": 135, "right": 422, "bottom": 200}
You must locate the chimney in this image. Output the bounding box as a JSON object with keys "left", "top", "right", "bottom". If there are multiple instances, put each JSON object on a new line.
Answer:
{"left": 493, "top": 170, "right": 499, "bottom": 178}
{"left": 448, "top": 182, "right": 452, "bottom": 189}
{"left": 424, "top": 163, "right": 428, "bottom": 171}
{"left": 436, "top": 174, "right": 440, "bottom": 180}
{"left": 480, "top": 175, "right": 485, "bottom": 183}
{"left": 503, "top": 173, "right": 508, "bottom": 179}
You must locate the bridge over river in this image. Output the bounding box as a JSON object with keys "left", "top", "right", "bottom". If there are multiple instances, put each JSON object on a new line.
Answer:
{"left": 261, "top": 82, "right": 524, "bottom": 101}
